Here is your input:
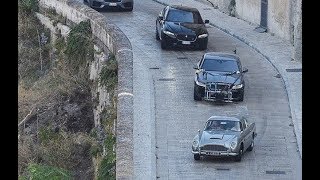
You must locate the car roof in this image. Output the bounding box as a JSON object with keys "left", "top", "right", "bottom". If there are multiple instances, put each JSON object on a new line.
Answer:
{"left": 204, "top": 52, "right": 240, "bottom": 61}
{"left": 207, "top": 115, "right": 241, "bottom": 122}
{"left": 169, "top": 5, "right": 199, "bottom": 13}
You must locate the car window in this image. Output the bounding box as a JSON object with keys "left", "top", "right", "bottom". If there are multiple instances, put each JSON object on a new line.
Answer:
{"left": 227, "top": 121, "right": 241, "bottom": 131}
{"left": 201, "top": 59, "right": 239, "bottom": 72}
{"left": 205, "top": 120, "right": 240, "bottom": 131}
{"left": 166, "top": 9, "right": 203, "bottom": 24}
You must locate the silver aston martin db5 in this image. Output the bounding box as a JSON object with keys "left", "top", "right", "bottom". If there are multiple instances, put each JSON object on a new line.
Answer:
{"left": 192, "top": 115, "right": 257, "bottom": 161}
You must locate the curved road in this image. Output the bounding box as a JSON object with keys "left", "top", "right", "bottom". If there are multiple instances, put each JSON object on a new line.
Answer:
{"left": 95, "top": 0, "right": 301, "bottom": 179}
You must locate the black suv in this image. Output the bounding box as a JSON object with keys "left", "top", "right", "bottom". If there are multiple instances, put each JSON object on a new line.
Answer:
{"left": 193, "top": 52, "right": 248, "bottom": 102}
{"left": 156, "top": 5, "right": 209, "bottom": 50}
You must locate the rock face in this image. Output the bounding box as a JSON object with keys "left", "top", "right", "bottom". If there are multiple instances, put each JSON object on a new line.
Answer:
{"left": 23, "top": 89, "right": 94, "bottom": 136}
{"left": 20, "top": 88, "right": 95, "bottom": 179}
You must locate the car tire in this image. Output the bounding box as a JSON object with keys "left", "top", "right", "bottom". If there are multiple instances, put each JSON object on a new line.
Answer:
{"left": 194, "top": 154, "right": 200, "bottom": 160}
{"left": 238, "top": 92, "right": 244, "bottom": 102}
{"left": 199, "top": 42, "right": 207, "bottom": 50}
{"left": 156, "top": 27, "right": 160, "bottom": 40}
{"left": 194, "top": 84, "right": 202, "bottom": 101}
{"left": 124, "top": 6, "right": 133, "bottom": 11}
{"left": 247, "top": 134, "right": 254, "bottom": 151}
{"left": 234, "top": 145, "right": 243, "bottom": 162}
{"left": 234, "top": 92, "right": 244, "bottom": 102}
{"left": 161, "top": 39, "right": 167, "bottom": 50}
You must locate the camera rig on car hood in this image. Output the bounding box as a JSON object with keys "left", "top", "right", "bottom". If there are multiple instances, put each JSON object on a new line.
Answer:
{"left": 201, "top": 71, "right": 242, "bottom": 102}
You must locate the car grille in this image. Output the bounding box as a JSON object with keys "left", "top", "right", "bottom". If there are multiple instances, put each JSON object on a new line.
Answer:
{"left": 207, "top": 83, "right": 230, "bottom": 91}
{"left": 202, "top": 145, "right": 228, "bottom": 151}
{"left": 177, "top": 34, "right": 196, "bottom": 41}
{"left": 104, "top": 0, "right": 121, "bottom": 2}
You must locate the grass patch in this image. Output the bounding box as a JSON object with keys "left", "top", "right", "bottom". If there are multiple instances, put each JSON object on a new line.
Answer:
{"left": 97, "top": 134, "right": 116, "bottom": 180}
{"left": 20, "top": 163, "right": 72, "bottom": 180}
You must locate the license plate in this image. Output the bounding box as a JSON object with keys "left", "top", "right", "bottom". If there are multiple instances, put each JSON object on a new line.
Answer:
{"left": 109, "top": 3, "right": 117, "bottom": 6}
{"left": 182, "top": 41, "right": 191, "bottom": 45}
{"left": 206, "top": 151, "right": 220, "bottom": 155}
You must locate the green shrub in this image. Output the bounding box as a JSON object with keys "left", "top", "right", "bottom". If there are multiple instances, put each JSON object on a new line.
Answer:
{"left": 99, "top": 54, "right": 118, "bottom": 91}
{"left": 97, "top": 155, "right": 115, "bottom": 180}
{"left": 22, "top": 163, "right": 72, "bottom": 180}
{"left": 19, "top": 0, "right": 39, "bottom": 14}
{"left": 65, "top": 20, "right": 93, "bottom": 71}
{"left": 90, "top": 143, "right": 103, "bottom": 157}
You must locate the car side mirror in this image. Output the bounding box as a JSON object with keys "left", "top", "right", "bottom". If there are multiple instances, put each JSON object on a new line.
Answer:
{"left": 205, "top": 20, "right": 209, "bottom": 24}
{"left": 242, "top": 68, "right": 248, "bottom": 73}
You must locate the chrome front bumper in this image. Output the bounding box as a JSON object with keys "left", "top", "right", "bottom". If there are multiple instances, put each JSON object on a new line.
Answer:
{"left": 192, "top": 150, "right": 238, "bottom": 156}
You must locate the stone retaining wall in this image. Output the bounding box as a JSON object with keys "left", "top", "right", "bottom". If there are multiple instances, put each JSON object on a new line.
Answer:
{"left": 38, "top": 0, "right": 134, "bottom": 179}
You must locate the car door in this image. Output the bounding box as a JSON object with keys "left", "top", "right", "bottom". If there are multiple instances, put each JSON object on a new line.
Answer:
{"left": 240, "top": 118, "right": 250, "bottom": 150}
{"left": 243, "top": 117, "right": 254, "bottom": 150}
{"left": 244, "top": 118, "right": 255, "bottom": 144}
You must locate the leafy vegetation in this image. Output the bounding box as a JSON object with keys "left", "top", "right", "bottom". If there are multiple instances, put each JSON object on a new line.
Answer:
{"left": 99, "top": 54, "right": 118, "bottom": 91}
{"left": 19, "top": 3, "right": 117, "bottom": 179}
{"left": 97, "top": 134, "right": 116, "bottom": 180}
{"left": 18, "top": 0, "right": 39, "bottom": 15}
{"left": 21, "top": 163, "right": 72, "bottom": 180}
{"left": 65, "top": 20, "right": 94, "bottom": 71}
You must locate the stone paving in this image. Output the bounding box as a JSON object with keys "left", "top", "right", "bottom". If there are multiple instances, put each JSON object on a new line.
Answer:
{"left": 154, "top": 0, "right": 302, "bottom": 158}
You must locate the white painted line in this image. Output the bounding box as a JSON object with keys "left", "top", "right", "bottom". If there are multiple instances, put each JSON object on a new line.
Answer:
{"left": 118, "top": 92, "right": 133, "bottom": 97}
{"left": 117, "top": 48, "right": 132, "bottom": 53}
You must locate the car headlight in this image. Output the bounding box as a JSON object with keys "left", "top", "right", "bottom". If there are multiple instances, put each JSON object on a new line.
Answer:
{"left": 198, "top": 34, "right": 208, "bottom": 38}
{"left": 232, "top": 84, "right": 243, "bottom": 89}
{"left": 193, "top": 140, "right": 198, "bottom": 146}
{"left": 230, "top": 141, "right": 237, "bottom": 150}
{"left": 195, "top": 80, "right": 206, "bottom": 87}
{"left": 192, "top": 140, "right": 199, "bottom": 151}
{"left": 163, "top": 30, "right": 176, "bottom": 38}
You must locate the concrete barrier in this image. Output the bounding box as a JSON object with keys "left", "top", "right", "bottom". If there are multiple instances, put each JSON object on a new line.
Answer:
{"left": 38, "top": 0, "right": 133, "bottom": 179}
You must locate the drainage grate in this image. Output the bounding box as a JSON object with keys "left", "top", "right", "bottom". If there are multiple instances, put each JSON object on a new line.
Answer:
{"left": 286, "top": 68, "right": 302, "bottom": 72}
{"left": 266, "top": 170, "right": 286, "bottom": 174}
{"left": 150, "top": 67, "right": 160, "bottom": 69}
{"left": 158, "top": 78, "right": 175, "bottom": 81}
{"left": 177, "top": 56, "right": 188, "bottom": 59}
{"left": 216, "top": 168, "right": 230, "bottom": 171}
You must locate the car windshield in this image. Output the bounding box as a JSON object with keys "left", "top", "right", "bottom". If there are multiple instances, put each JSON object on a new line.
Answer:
{"left": 201, "top": 59, "right": 239, "bottom": 72}
{"left": 166, "top": 9, "right": 203, "bottom": 24}
{"left": 205, "top": 120, "right": 241, "bottom": 131}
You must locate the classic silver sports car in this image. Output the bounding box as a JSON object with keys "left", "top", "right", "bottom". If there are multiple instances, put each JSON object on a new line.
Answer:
{"left": 192, "top": 115, "right": 257, "bottom": 161}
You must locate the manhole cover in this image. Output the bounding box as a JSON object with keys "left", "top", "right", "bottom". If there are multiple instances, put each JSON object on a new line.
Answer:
{"left": 266, "top": 170, "right": 286, "bottom": 174}
{"left": 177, "top": 56, "right": 188, "bottom": 59}
{"left": 216, "top": 168, "right": 230, "bottom": 171}
{"left": 158, "top": 78, "right": 175, "bottom": 81}
{"left": 286, "top": 68, "right": 302, "bottom": 72}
